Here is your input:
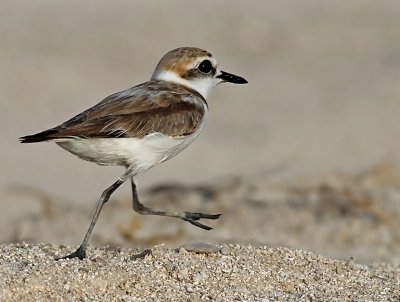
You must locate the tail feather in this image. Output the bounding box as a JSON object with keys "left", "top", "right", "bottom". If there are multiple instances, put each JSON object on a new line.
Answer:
{"left": 19, "top": 129, "right": 59, "bottom": 143}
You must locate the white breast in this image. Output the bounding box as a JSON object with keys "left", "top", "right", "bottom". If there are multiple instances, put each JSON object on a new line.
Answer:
{"left": 56, "top": 104, "right": 208, "bottom": 175}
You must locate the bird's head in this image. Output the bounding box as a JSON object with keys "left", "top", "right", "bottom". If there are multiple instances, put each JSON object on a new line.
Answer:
{"left": 151, "top": 47, "right": 247, "bottom": 99}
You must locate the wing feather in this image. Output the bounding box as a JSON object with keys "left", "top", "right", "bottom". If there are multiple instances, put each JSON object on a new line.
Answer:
{"left": 20, "top": 81, "right": 206, "bottom": 143}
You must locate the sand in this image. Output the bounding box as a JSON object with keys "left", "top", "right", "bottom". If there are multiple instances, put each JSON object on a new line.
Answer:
{"left": 1, "top": 243, "right": 399, "bottom": 301}
{"left": 7, "top": 163, "right": 400, "bottom": 265}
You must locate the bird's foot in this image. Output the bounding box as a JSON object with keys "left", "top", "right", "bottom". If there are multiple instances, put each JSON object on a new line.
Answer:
{"left": 181, "top": 212, "right": 221, "bottom": 230}
{"left": 56, "top": 246, "right": 87, "bottom": 260}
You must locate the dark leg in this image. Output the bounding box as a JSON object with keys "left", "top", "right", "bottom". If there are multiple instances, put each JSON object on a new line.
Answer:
{"left": 57, "top": 168, "right": 133, "bottom": 260}
{"left": 131, "top": 177, "right": 221, "bottom": 230}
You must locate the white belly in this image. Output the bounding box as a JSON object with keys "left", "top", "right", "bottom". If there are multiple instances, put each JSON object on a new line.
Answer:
{"left": 56, "top": 132, "right": 196, "bottom": 172}
{"left": 56, "top": 103, "right": 208, "bottom": 174}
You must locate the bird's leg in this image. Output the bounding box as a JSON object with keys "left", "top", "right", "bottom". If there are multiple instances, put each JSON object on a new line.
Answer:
{"left": 131, "top": 177, "right": 221, "bottom": 230}
{"left": 57, "top": 168, "right": 134, "bottom": 260}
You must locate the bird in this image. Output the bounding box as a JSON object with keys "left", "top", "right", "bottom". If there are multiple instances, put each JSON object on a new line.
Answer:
{"left": 19, "top": 47, "right": 248, "bottom": 260}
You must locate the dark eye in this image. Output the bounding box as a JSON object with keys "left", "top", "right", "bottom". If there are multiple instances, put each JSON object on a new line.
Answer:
{"left": 198, "top": 60, "right": 213, "bottom": 73}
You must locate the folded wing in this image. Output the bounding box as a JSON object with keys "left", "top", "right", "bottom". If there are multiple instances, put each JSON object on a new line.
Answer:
{"left": 20, "top": 81, "right": 206, "bottom": 143}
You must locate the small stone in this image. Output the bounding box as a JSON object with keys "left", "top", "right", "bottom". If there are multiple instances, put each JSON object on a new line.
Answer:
{"left": 131, "top": 248, "right": 152, "bottom": 260}
{"left": 177, "top": 247, "right": 188, "bottom": 254}
{"left": 220, "top": 245, "right": 231, "bottom": 255}
{"left": 91, "top": 256, "right": 107, "bottom": 265}
{"left": 78, "top": 267, "right": 89, "bottom": 273}
{"left": 179, "top": 242, "right": 220, "bottom": 254}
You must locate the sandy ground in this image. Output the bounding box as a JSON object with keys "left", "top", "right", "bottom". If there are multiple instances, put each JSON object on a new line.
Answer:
{"left": 1, "top": 243, "right": 399, "bottom": 301}
{"left": 6, "top": 162, "right": 400, "bottom": 265}
{"left": 1, "top": 1, "right": 400, "bottom": 300}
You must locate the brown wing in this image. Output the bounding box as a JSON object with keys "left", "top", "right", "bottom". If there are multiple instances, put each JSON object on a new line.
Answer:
{"left": 58, "top": 101, "right": 204, "bottom": 138}
{"left": 20, "top": 81, "right": 206, "bottom": 143}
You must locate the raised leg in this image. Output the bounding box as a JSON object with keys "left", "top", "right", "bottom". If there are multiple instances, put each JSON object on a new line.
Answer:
{"left": 131, "top": 177, "right": 221, "bottom": 230}
{"left": 57, "top": 168, "right": 134, "bottom": 260}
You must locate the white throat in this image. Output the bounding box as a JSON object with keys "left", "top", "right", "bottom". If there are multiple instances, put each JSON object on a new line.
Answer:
{"left": 153, "top": 70, "right": 218, "bottom": 99}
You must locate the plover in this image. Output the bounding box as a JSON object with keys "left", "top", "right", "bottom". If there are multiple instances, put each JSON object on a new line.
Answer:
{"left": 20, "top": 47, "right": 247, "bottom": 259}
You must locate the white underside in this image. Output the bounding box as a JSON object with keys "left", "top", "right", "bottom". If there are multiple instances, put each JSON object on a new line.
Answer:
{"left": 56, "top": 110, "right": 207, "bottom": 175}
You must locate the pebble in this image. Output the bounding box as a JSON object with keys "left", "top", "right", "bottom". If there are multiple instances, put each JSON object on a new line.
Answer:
{"left": 178, "top": 242, "right": 220, "bottom": 254}
{"left": 220, "top": 245, "right": 231, "bottom": 255}
{"left": 91, "top": 256, "right": 108, "bottom": 265}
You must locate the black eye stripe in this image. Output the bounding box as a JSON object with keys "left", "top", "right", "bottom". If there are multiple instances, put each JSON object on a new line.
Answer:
{"left": 198, "top": 60, "right": 213, "bottom": 74}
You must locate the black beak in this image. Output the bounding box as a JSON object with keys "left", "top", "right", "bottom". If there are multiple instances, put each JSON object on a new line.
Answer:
{"left": 216, "top": 71, "right": 248, "bottom": 84}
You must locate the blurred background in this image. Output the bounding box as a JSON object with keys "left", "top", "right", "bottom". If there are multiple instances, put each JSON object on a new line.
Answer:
{"left": 1, "top": 0, "right": 400, "bottom": 264}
